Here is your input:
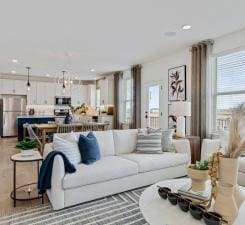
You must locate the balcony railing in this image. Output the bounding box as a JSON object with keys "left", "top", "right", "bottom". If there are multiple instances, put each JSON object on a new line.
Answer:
{"left": 149, "top": 116, "right": 160, "bottom": 129}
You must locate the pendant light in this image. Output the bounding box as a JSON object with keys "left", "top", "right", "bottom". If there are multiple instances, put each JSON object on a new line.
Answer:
{"left": 26, "top": 67, "right": 31, "bottom": 91}
{"left": 62, "top": 70, "right": 66, "bottom": 94}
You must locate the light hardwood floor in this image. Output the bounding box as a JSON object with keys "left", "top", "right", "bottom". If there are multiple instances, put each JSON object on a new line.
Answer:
{"left": 0, "top": 137, "right": 46, "bottom": 215}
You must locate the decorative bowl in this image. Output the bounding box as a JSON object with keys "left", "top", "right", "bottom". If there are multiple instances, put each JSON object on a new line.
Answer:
{"left": 178, "top": 198, "right": 192, "bottom": 212}
{"left": 158, "top": 187, "right": 171, "bottom": 199}
{"left": 167, "top": 193, "right": 180, "bottom": 205}
{"left": 189, "top": 204, "right": 205, "bottom": 220}
{"left": 203, "top": 212, "right": 222, "bottom": 225}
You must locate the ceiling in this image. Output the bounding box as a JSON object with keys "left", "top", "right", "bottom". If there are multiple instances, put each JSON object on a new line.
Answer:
{"left": 0, "top": 0, "right": 245, "bottom": 79}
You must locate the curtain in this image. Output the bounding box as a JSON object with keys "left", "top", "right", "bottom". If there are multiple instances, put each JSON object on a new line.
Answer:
{"left": 131, "top": 64, "right": 142, "bottom": 129}
{"left": 113, "top": 72, "right": 123, "bottom": 129}
{"left": 191, "top": 41, "right": 213, "bottom": 140}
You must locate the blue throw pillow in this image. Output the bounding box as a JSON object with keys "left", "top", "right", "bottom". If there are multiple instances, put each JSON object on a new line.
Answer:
{"left": 78, "top": 132, "right": 101, "bottom": 164}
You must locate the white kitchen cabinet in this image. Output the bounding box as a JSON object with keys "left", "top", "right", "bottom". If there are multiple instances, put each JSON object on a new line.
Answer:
{"left": 71, "top": 84, "right": 88, "bottom": 105}
{"left": 27, "top": 81, "right": 37, "bottom": 105}
{"left": 36, "top": 82, "right": 55, "bottom": 105}
{"left": 0, "top": 79, "right": 27, "bottom": 95}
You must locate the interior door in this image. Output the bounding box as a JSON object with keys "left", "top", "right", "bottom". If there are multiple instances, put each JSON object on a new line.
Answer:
{"left": 144, "top": 82, "right": 163, "bottom": 129}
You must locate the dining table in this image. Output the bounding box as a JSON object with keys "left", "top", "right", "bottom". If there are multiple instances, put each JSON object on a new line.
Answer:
{"left": 24, "top": 122, "right": 109, "bottom": 146}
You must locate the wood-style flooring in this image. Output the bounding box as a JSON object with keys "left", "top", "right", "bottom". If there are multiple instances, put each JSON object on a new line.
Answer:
{"left": 0, "top": 137, "right": 46, "bottom": 215}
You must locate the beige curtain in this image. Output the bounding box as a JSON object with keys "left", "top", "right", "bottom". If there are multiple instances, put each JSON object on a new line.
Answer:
{"left": 191, "top": 41, "right": 213, "bottom": 140}
{"left": 113, "top": 72, "right": 123, "bottom": 129}
{"left": 131, "top": 65, "right": 142, "bottom": 129}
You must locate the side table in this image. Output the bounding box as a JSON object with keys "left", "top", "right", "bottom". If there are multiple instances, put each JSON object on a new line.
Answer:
{"left": 10, "top": 151, "right": 44, "bottom": 207}
{"left": 174, "top": 136, "right": 201, "bottom": 163}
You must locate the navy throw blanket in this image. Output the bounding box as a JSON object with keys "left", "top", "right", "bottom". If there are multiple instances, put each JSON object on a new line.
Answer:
{"left": 38, "top": 151, "right": 76, "bottom": 194}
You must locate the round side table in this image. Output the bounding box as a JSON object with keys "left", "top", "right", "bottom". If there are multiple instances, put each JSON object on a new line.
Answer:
{"left": 10, "top": 151, "right": 44, "bottom": 207}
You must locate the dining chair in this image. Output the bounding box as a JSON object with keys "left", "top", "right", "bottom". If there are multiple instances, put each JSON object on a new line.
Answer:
{"left": 56, "top": 124, "right": 76, "bottom": 133}
{"left": 25, "top": 123, "right": 43, "bottom": 154}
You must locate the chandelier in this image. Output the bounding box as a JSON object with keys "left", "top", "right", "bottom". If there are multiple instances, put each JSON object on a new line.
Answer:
{"left": 56, "top": 70, "right": 78, "bottom": 94}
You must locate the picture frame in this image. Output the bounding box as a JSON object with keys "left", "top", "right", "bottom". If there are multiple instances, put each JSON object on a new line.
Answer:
{"left": 168, "top": 65, "right": 186, "bottom": 101}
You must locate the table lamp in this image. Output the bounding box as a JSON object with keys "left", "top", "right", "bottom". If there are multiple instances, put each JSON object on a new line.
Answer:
{"left": 170, "top": 101, "right": 191, "bottom": 137}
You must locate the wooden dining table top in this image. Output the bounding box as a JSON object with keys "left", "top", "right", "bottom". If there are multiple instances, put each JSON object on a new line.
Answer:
{"left": 34, "top": 122, "right": 108, "bottom": 129}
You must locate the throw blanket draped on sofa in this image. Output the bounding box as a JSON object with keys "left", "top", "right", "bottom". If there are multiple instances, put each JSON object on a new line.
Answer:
{"left": 38, "top": 151, "right": 76, "bottom": 194}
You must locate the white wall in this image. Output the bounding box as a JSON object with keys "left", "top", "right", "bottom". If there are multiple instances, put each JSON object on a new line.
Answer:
{"left": 141, "top": 28, "right": 245, "bottom": 134}
{"left": 212, "top": 28, "right": 245, "bottom": 56}
{"left": 141, "top": 48, "right": 191, "bottom": 133}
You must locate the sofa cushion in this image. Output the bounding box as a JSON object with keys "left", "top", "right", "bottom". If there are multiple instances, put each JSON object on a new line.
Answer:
{"left": 239, "top": 157, "right": 245, "bottom": 173}
{"left": 78, "top": 132, "right": 101, "bottom": 165}
{"left": 63, "top": 156, "right": 138, "bottom": 189}
{"left": 53, "top": 132, "right": 81, "bottom": 165}
{"left": 113, "top": 129, "right": 138, "bottom": 155}
{"left": 73, "top": 130, "right": 115, "bottom": 157}
{"left": 136, "top": 129, "right": 162, "bottom": 154}
{"left": 120, "top": 152, "right": 189, "bottom": 173}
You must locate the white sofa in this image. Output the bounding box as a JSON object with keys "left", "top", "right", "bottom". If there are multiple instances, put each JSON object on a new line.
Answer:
{"left": 201, "top": 139, "right": 245, "bottom": 187}
{"left": 43, "top": 129, "right": 191, "bottom": 210}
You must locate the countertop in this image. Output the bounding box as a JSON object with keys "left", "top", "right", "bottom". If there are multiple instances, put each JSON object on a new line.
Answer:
{"left": 17, "top": 115, "right": 65, "bottom": 118}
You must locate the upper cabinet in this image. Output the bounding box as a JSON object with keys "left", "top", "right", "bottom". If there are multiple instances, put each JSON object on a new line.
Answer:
{"left": 97, "top": 76, "right": 114, "bottom": 105}
{"left": 36, "top": 82, "right": 55, "bottom": 105}
{"left": 0, "top": 79, "right": 27, "bottom": 95}
{"left": 71, "top": 84, "right": 88, "bottom": 105}
{"left": 55, "top": 84, "right": 71, "bottom": 97}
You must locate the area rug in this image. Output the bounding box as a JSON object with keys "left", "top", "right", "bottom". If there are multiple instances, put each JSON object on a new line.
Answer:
{"left": 0, "top": 188, "right": 148, "bottom": 225}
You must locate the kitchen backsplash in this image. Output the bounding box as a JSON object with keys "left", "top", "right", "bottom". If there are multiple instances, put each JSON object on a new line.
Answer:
{"left": 26, "top": 105, "right": 55, "bottom": 115}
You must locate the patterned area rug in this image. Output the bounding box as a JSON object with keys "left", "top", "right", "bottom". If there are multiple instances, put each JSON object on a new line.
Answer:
{"left": 0, "top": 188, "right": 148, "bottom": 225}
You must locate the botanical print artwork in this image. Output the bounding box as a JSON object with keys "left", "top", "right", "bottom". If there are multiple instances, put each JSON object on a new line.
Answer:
{"left": 168, "top": 65, "right": 186, "bottom": 101}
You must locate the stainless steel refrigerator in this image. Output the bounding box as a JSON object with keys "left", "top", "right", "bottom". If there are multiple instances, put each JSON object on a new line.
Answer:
{"left": 0, "top": 95, "right": 27, "bottom": 137}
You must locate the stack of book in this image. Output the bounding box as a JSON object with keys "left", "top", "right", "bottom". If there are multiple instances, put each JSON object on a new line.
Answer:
{"left": 178, "top": 184, "right": 211, "bottom": 202}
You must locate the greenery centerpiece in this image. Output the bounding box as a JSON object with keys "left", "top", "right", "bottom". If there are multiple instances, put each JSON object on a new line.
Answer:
{"left": 16, "top": 139, "right": 38, "bottom": 156}
{"left": 187, "top": 160, "right": 210, "bottom": 191}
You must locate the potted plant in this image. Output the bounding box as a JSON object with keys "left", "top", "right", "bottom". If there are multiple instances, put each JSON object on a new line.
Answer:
{"left": 16, "top": 139, "right": 39, "bottom": 156}
{"left": 187, "top": 160, "right": 209, "bottom": 191}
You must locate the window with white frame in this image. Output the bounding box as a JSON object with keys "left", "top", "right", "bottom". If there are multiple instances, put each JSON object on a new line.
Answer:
{"left": 214, "top": 50, "right": 245, "bottom": 130}
{"left": 119, "top": 70, "right": 133, "bottom": 124}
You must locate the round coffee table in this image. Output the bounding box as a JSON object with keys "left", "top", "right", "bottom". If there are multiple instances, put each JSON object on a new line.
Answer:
{"left": 139, "top": 178, "right": 245, "bottom": 225}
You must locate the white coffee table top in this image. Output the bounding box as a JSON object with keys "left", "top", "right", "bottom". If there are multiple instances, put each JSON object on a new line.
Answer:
{"left": 139, "top": 178, "right": 245, "bottom": 225}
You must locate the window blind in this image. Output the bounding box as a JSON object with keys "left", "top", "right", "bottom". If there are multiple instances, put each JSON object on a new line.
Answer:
{"left": 216, "top": 50, "right": 245, "bottom": 110}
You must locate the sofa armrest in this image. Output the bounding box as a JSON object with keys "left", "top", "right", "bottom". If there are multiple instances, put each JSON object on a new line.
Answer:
{"left": 201, "top": 139, "right": 221, "bottom": 161}
{"left": 46, "top": 155, "right": 65, "bottom": 210}
{"left": 43, "top": 143, "right": 54, "bottom": 159}
{"left": 173, "top": 139, "right": 191, "bottom": 163}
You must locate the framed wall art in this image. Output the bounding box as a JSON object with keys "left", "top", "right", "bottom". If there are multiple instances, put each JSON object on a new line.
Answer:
{"left": 168, "top": 65, "right": 186, "bottom": 101}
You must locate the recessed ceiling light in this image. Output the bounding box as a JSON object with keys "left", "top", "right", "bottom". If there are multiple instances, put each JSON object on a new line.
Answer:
{"left": 90, "top": 68, "right": 95, "bottom": 72}
{"left": 11, "top": 70, "right": 16, "bottom": 74}
{"left": 182, "top": 24, "right": 191, "bottom": 30}
{"left": 12, "top": 59, "right": 18, "bottom": 63}
{"left": 46, "top": 73, "right": 50, "bottom": 77}
{"left": 164, "top": 31, "right": 176, "bottom": 37}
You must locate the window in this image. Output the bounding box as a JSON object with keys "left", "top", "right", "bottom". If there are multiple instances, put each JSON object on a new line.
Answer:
{"left": 119, "top": 70, "right": 133, "bottom": 124}
{"left": 214, "top": 50, "right": 245, "bottom": 129}
{"left": 124, "top": 78, "right": 133, "bottom": 124}
{"left": 96, "top": 89, "right": 100, "bottom": 108}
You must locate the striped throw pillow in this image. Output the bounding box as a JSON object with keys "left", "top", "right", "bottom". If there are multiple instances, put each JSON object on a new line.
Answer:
{"left": 136, "top": 129, "right": 162, "bottom": 153}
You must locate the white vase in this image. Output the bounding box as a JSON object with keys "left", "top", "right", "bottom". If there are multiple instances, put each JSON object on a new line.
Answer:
{"left": 218, "top": 157, "right": 244, "bottom": 208}
{"left": 214, "top": 182, "right": 238, "bottom": 225}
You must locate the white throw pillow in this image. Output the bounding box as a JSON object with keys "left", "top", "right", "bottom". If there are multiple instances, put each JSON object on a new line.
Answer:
{"left": 53, "top": 132, "right": 81, "bottom": 165}
{"left": 136, "top": 129, "right": 162, "bottom": 154}
{"left": 162, "top": 129, "right": 176, "bottom": 152}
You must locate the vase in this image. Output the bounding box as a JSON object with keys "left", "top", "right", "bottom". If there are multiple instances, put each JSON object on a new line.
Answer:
{"left": 218, "top": 157, "right": 244, "bottom": 208}
{"left": 21, "top": 149, "right": 35, "bottom": 157}
{"left": 214, "top": 182, "right": 238, "bottom": 225}
{"left": 187, "top": 166, "right": 209, "bottom": 191}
